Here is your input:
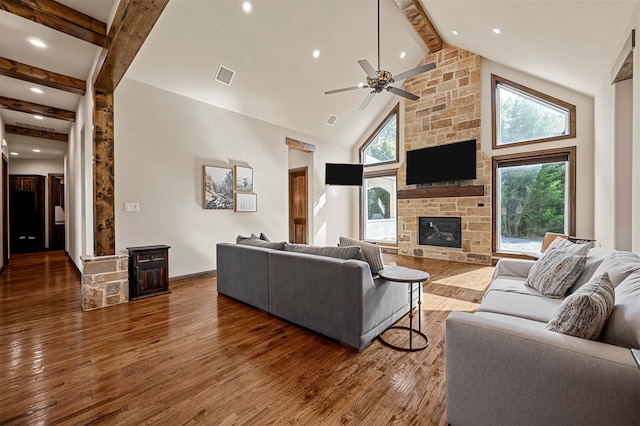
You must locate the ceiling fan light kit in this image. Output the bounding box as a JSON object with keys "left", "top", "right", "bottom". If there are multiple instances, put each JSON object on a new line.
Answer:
{"left": 324, "top": 0, "right": 436, "bottom": 110}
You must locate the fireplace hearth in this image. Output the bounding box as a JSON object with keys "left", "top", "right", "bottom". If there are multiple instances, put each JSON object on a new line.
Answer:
{"left": 419, "top": 217, "right": 462, "bottom": 248}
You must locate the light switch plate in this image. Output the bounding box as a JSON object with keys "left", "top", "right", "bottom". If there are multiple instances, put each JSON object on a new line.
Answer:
{"left": 125, "top": 203, "right": 140, "bottom": 212}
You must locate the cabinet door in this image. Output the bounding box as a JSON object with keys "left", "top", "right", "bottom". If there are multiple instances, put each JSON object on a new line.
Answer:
{"left": 136, "top": 260, "right": 167, "bottom": 296}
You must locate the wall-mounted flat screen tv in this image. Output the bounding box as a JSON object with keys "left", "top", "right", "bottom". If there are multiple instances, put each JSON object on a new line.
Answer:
{"left": 325, "top": 163, "right": 364, "bottom": 186}
{"left": 406, "top": 139, "right": 477, "bottom": 185}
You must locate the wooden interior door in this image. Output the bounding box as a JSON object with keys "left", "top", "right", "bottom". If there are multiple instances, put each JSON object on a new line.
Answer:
{"left": 289, "top": 167, "right": 308, "bottom": 244}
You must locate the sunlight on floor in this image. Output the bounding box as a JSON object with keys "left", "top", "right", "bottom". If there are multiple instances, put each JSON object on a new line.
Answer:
{"left": 421, "top": 293, "right": 479, "bottom": 312}
{"left": 434, "top": 267, "right": 494, "bottom": 291}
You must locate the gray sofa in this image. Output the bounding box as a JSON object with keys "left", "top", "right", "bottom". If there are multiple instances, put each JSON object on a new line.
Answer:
{"left": 446, "top": 247, "right": 640, "bottom": 426}
{"left": 216, "top": 242, "right": 421, "bottom": 351}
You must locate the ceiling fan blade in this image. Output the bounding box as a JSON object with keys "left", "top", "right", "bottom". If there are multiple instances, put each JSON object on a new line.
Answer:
{"left": 325, "top": 85, "right": 368, "bottom": 95}
{"left": 358, "top": 59, "right": 377, "bottom": 79}
{"left": 359, "top": 92, "right": 376, "bottom": 110}
{"left": 392, "top": 62, "right": 436, "bottom": 83}
{"left": 387, "top": 86, "right": 419, "bottom": 101}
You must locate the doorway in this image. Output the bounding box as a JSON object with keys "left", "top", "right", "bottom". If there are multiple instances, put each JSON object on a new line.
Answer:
{"left": 2, "top": 155, "right": 8, "bottom": 266}
{"left": 289, "top": 167, "right": 308, "bottom": 244}
{"left": 48, "top": 173, "right": 65, "bottom": 251}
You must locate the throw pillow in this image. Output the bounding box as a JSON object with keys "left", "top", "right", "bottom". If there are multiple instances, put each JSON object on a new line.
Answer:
{"left": 546, "top": 272, "right": 615, "bottom": 340}
{"left": 259, "top": 233, "right": 270, "bottom": 241}
{"left": 284, "top": 243, "right": 364, "bottom": 261}
{"left": 591, "top": 251, "right": 640, "bottom": 288}
{"left": 599, "top": 271, "right": 640, "bottom": 348}
{"left": 541, "top": 233, "right": 568, "bottom": 252}
{"left": 543, "top": 237, "right": 590, "bottom": 256}
{"left": 338, "top": 236, "right": 384, "bottom": 275}
{"left": 525, "top": 249, "right": 586, "bottom": 298}
{"left": 236, "top": 236, "right": 286, "bottom": 250}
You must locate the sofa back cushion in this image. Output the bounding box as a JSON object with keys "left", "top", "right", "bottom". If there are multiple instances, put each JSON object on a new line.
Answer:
{"left": 284, "top": 243, "right": 364, "bottom": 261}
{"left": 525, "top": 249, "right": 586, "bottom": 298}
{"left": 545, "top": 272, "right": 615, "bottom": 340}
{"left": 568, "top": 247, "right": 616, "bottom": 293}
{"left": 591, "top": 251, "right": 640, "bottom": 288}
{"left": 236, "top": 235, "right": 286, "bottom": 250}
{"left": 338, "top": 236, "right": 384, "bottom": 275}
{"left": 600, "top": 271, "right": 640, "bottom": 348}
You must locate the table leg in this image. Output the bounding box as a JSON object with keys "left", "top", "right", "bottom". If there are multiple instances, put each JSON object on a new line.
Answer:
{"left": 408, "top": 282, "right": 413, "bottom": 349}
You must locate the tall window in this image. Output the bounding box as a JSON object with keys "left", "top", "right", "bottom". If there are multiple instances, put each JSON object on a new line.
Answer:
{"left": 492, "top": 75, "right": 576, "bottom": 149}
{"left": 493, "top": 148, "right": 576, "bottom": 254}
{"left": 360, "top": 105, "right": 399, "bottom": 166}
{"left": 363, "top": 173, "right": 397, "bottom": 243}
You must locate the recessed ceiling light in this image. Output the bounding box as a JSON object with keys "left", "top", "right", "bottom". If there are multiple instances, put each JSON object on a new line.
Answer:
{"left": 30, "top": 87, "right": 44, "bottom": 94}
{"left": 28, "top": 38, "right": 47, "bottom": 48}
{"left": 33, "top": 115, "right": 44, "bottom": 120}
{"left": 242, "top": 1, "right": 252, "bottom": 14}
{"left": 492, "top": 28, "right": 501, "bottom": 34}
{"left": 10, "top": 152, "right": 18, "bottom": 156}
{"left": 32, "top": 149, "right": 41, "bottom": 153}
{"left": 312, "top": 49, "right": 320, "bottom": 59}
{"left": 400, "top": 51, "right": 406, "bottom": 59}
{"left": 451, "top": 30, "right": 459, "bottom": 36}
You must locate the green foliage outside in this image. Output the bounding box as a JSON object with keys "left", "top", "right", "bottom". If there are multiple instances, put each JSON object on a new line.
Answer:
{"left": 367, "top": 187, "right": 391, "bottom": 219}
{"left": 363, "top": 116, "right": 396, "bottom": 164}
{"left": 500, "top": 163, "right": 566, "bottom": 240}
{"left": 499, "top": 87, "right": 566, "bottom": 145}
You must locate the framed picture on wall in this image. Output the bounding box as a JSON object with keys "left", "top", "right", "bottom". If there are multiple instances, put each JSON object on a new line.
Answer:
{"left": 235, "top": 166, "right": 253, "bottom": 192}
{"left": 203, "top": 165, "right": 234, "bottom": 210}
{"left": 235, "top": 193, "right": 257, "bottom": 212}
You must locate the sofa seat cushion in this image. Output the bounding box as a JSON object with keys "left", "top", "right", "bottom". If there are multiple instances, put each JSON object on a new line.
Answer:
{"left": 600, "top": 271, "right": 640, "bottom": 348}
{"left": 474, "top": 311, "right": 547, "bottom": 329}
{"left": 486, "top": 276, "right": 542, "bottom": 297}
{"left": 477, "top": 290, "right": 564, "bottom": 323}
{"left": 546, "top": 273, "right": 615, "bottom": 340}
{"left": 525, "top": 249, "right": 586, "bottom": 298}
{"left": 284, "top": 243, "right": 364, "bottom": 261}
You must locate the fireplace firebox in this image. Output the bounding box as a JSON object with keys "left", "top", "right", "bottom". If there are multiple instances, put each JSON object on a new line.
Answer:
{"left": 419, "top": 217, "right": 462, "bottom": 248}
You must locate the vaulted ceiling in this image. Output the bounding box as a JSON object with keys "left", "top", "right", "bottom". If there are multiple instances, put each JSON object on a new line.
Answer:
{"left": 1, "top": 0, "right": 637, "bottom": 161}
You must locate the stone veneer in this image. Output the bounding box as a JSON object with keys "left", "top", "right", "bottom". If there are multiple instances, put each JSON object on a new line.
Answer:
{"left": 81, "top": 254, "right": 129, "bottom": 310}
{"left": 398, "top": 44, "right": 492, "bottom": 265}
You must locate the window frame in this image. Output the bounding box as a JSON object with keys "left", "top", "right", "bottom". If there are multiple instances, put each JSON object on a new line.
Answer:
{"left": 492, "top": 146, "right": 577, "bottom": 256}
{"left": 360, "top": 169, "right": 398, "bottom": 245}
{"left": 491, "top": 74, "right": 576, "bottom": 149}
{"left": 359, "top": 104, "right": 400, "bottom": 167}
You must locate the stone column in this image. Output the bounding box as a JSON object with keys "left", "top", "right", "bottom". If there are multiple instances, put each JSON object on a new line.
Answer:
{"left": 81, "top": 254, "right": 129, "bottom": 311}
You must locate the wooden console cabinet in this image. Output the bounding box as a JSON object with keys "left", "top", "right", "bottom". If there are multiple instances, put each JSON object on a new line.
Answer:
{"left": 127, "top": 245, "right": 171, "bottom": 300}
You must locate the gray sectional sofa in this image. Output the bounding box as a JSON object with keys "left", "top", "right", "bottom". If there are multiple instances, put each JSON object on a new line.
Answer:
{"left": 446, "top": 246, "right": 640, "bottom": 426}
{"left": 216, "top": 241, "right": 421, "bottom": 351}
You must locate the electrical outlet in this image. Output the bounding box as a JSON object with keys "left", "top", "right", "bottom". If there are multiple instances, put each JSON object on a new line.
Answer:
{"left": 125, "top": 203, "right": 140, "bottom": 212}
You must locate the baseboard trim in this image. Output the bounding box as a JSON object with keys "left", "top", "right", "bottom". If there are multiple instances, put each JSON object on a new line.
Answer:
{"left": 170, "top": 270, "right": 216, "bottom": 286}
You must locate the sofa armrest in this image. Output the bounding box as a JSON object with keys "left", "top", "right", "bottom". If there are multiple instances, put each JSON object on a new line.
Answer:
{"left": 446, "top": 311, "right": 640, "bottom": 426}
{"left": 491, "top": 257, "right": 536, "bottom": 280}
{"left": 216, "top": 243, "right": 271, "bottom": 310}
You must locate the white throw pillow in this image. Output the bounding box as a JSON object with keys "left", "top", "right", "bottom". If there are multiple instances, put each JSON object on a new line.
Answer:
{"left": 546, "top": 273, "right": 615, "bottom": 340}
{"left": 338, "top": 236, "right": 384, "bottom": 275}
{"left": 525, "top": 249, "right": 586, "bottom": 298}
{"left": 543, "top": 237, "right": 590, "bottom": 257}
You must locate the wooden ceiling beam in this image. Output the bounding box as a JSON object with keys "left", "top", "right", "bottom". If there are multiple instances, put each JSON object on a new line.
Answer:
{"left": 0, "top": 0, "right": 107, "bottom": 47}
{"left": 0, "top": 95, "right": 75, "bottom": 121}
{"left": 93, "top": 0, "right": 170, "bottom": 92}
{"left": 5, "top": 124, "right": 68, "bottom": 142}
{"left": 0, "top": 57, "right": 86, "bottom": 95}
{"left": 394, "top": 0, "right": 444, "bottom": 53}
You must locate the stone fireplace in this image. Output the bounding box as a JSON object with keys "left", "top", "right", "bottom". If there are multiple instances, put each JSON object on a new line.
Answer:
{"left": 419, "top": 217, "right": 462, "bottom": 248}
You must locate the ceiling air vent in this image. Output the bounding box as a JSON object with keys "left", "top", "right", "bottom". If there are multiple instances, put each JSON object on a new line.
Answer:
{"left": 326, "top": 114, "right": 338, "bottom": 126}
{"left": 215, "top": 65, "right": 235, "bottom": 86}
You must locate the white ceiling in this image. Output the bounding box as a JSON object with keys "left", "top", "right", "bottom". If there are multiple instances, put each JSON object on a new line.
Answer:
{"left": 1, "top": 0, "right": 638, "bottom": 161}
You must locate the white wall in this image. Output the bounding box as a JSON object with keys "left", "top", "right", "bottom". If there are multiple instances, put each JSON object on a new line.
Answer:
{"left": 481, "top": 60, "right": 596, "bottom": 240}
{"left": 115, "top": 78, "right": 353, "bottom": 277}
{"left": 614, "top": 79, "right": 633, "bottom": 250}
{"left": 594, "top": 5, "right": 639, "bottom": 250}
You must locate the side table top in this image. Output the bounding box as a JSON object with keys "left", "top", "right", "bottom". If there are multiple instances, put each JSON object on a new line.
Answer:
{"left": 379, "top": 266, "right": 430, "bottom": 283}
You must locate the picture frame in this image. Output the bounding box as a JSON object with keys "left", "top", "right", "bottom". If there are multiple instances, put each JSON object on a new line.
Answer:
{"left": 235, "top": 192, "right": 257, "bottom": 212}
{"left": 235, "top": 166, "right": 254, "bottom": 192}
{"left": 203, "top": 165, "right": 234, "bottom": 210}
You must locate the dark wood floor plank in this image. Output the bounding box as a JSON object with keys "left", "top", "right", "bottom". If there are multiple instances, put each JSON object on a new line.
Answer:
{"left": 0, "top": 251, "right": 494, "bottom": 425}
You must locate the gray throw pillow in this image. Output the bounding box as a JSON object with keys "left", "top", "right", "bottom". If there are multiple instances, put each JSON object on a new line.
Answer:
{"left": 236, "top": 236, "right": 285, "bottom": 250}
{"left": 284, "top": 243, "right": 363, "bottom": 261}
{"left": 338, "top": 236, "right": 384, "bottom": 274}
{"left": 525, "top": 249, "right": 586, "bottom": 298}
{"left": 546, "top": 272, "right": 615, "bottom": 340}
{"left": 543, "top": 237, "right": 590, "bottom": 257}
{"left": 599, "top": 271, "right": 640, "bottom": 348}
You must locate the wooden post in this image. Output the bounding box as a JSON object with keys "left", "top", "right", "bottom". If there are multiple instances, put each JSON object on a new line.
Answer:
{"left": 93, "top": 90, "right": 115, "bottom": 256}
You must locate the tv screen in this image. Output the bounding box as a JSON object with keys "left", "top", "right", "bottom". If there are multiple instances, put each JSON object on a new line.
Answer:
{"left": 325, "top": 163, "right": 363, "bottom": 186}
{"left": 406, "top": 139, "right": 477, "bottom": 185}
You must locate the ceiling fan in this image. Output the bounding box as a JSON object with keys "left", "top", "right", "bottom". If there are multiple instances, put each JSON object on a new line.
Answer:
{"left": 324, "top": 0, "right": 436, "bottom": 110}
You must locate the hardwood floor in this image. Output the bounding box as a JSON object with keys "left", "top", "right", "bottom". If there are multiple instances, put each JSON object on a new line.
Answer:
{"left": 0, "top": 251, "right": 494, "bottom": 425}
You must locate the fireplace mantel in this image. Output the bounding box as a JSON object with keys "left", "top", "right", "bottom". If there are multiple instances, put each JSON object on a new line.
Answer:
{"left": 398, "top": 185, "right": 484, "bottom": 200}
